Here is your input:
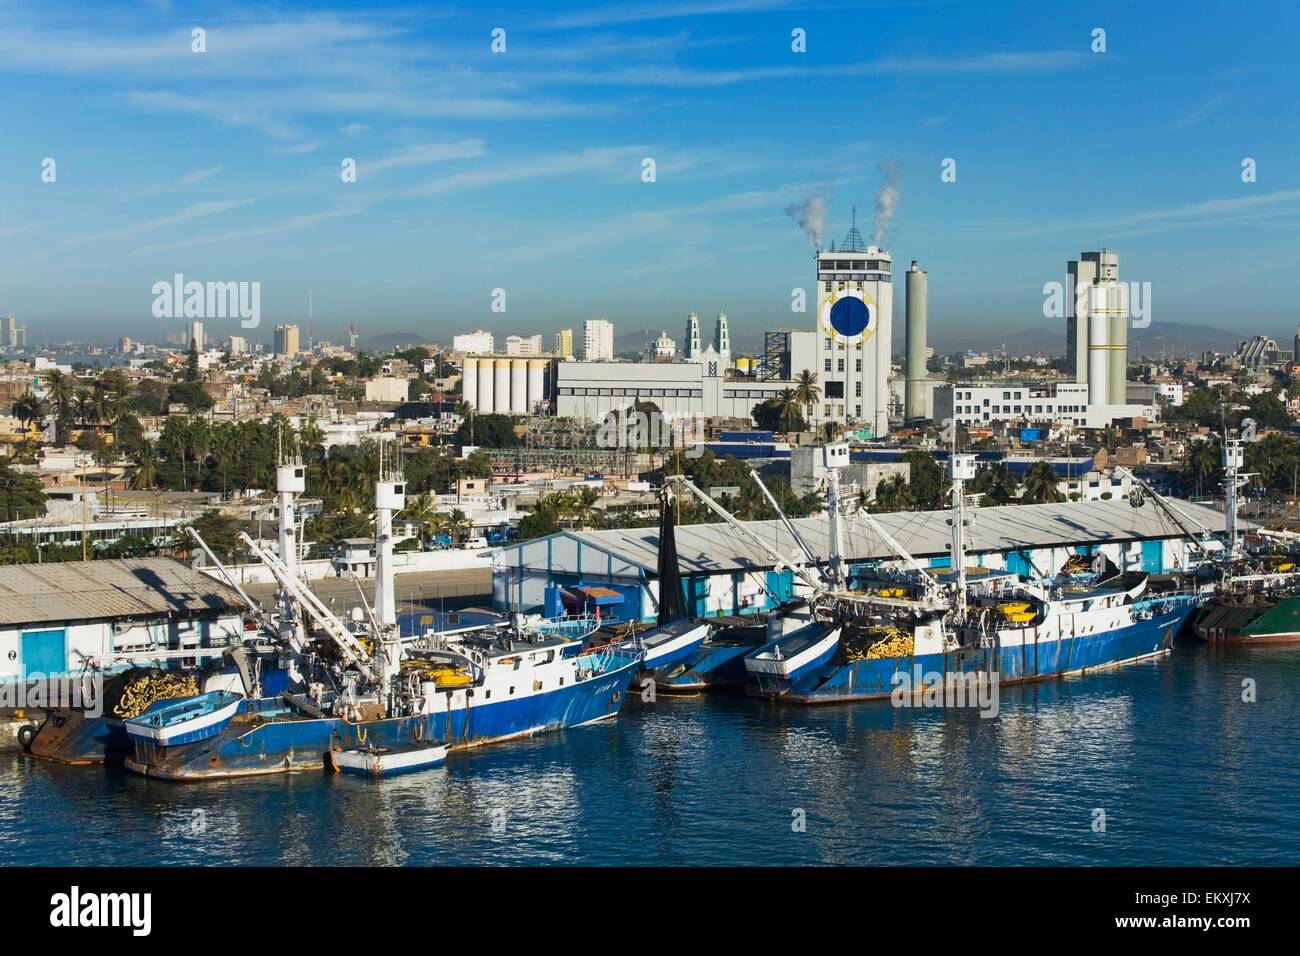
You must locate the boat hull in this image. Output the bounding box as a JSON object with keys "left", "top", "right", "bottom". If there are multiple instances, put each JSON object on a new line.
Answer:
{"left": 655, "top": 631, "right": 767, "bottom": 692}
{"left": 1191, "top": 595, "right": 1300, "bottom": 645}
{"left": 773, "top": 597, "right": 1195, "bottom": 704}
{"left": 124, "top": 654, "right": 641, "bottom": 780}
{"left": 332, "top": 743, "right": 448, "bottom": 778}
{"left": 638, "top": 621, "right": 712, "bottom": 673}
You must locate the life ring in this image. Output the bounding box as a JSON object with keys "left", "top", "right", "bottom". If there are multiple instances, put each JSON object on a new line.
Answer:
{"left": 17, "top": 724, "right": 37, "bottom": 750}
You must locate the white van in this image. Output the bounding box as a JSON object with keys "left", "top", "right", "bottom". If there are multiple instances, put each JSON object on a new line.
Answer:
{"left": 464, "top": 535, "right": 488, "bottom": 549}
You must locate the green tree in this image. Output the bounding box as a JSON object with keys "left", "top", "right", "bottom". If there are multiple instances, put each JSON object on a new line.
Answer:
{"left": 872, "top": 474, "right": 915, "bottom": 512}
{"left": 0, "top": 460, "right": 46, "bottom": 522}
{"left": 793, "top": 369, "right": 821, "bottom": 425}
{"left": 1021, "top": 461, "right": 1065, "bottom": 504}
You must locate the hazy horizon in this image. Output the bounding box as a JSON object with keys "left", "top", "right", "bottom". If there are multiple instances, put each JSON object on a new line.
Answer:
{"left": 2, "top": 1, "right": 1296, "bottom": 349}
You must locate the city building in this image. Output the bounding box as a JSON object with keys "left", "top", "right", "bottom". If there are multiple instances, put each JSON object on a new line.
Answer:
{"left": 0, "top": 558, "right": 247, "bottom": 682}
{"left": 583, "top": 319, "right": 614, "bottom": 362}
{"left": 274, "top": 324, "right": 300, "bottom": 357}
{"left": 228, "top": 336, "right": 247, "bottom": 354}
{"left": 683, "top": 312, "right": 732, "bottom": 369}
{"left": 364, "top": 377, "right": 411, "bottom": 403}
{"left": 185, "top": 320, "right": 204, "bottom": 352}
{"left": 4, "top": 315, "right": 26, "bottom": 350}
{"left": 453, "top": 330, "right": 495, "bottom": 354}
{"left": 814, "top": 221, "right": 893, "bottom": 437}
{"left": 1235, "top": 335, "right": 1285, "bottom": 369}
{"left": 117, "top": 337, "right": 132, "bottom": 355}
{"left": 934, "top": 381, "right": 1154, "bottom": 431}
{"left": 461, "top": 356, "right": 553, "bottom": 415}
{"left": 650, "top": 332, "right": 676, "bottom": 361}
{"left": 684, "top": 313, "right": 701, "bottom": 360}
{"left": 554, "top": 360, "right": 791, "bottom": 422}
{"left": 505, "top": 334, "right": 543, "bottom": 356}
{"left": 1065, "top": 249, "right": 1127, "bottom": 405}
{"left": 554, "top": 329, "right": 574, "bottom": 359}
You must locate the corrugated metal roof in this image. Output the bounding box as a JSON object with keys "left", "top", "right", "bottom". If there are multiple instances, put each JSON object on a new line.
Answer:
{"left": 513, "top": 498, "right": 1236, "bottom": 577}
{"left": 0, "top": 557, "right": 245, "bottom": 628}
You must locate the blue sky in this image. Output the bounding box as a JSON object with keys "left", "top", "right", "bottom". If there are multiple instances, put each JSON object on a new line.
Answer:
{"left": 1, "top": 0, "right": 1297, "bottom": 350}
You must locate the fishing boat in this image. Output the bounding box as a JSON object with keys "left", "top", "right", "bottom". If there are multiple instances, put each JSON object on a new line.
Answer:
{"left": 125, "top": 454, "right": 642, "bottom": 780}
{"left": 1185, "top": 438, "right": 1300, "bottom": 645}
{"left": 124, "top": 690, "right": 244, "bottom": 748}
{"left": 619, "top": 485, "right": 712, "bottom": 676}
{"left": 746, "top": 448, "right": 1199, "bottom": 703}
{"left": 330, "top": 741, "right": 448, "bottom": 778}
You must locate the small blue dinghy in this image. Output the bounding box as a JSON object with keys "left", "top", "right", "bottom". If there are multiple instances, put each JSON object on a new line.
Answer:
{"left": 124, "top": 690, "right": 244, "bottom": 747}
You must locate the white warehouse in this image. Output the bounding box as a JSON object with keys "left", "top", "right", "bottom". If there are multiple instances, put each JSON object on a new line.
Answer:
{"left": 491, "top": 497, "right": 1231, "bottom": 623}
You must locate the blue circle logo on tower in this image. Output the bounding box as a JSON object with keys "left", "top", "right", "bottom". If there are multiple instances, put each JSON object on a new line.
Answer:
{"left": 819, "top": 288, "right": 875, "bottom": 344}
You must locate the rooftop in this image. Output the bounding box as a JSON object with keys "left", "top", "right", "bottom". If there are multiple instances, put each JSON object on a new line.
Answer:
{"left": 0, "top": 557, "right": 246, "bottom": 628}
{"left": 500, "top": 497, "right": 1234, "bottom": 577}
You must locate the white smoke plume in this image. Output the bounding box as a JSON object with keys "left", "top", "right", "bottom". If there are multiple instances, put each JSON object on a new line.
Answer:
{"left": 785, "top": 194, "right": 828, "bottom": 248}
{"left": 872, "top": 161, "right": 901, "bottom": 246}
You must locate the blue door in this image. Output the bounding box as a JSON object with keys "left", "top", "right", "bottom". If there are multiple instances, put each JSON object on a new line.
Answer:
{"left": 1141, "top": 540, "right": 1163, "bottom": 573}
{"left": 21, "top": 629, "right": 66, "bottom": 679}
{"left": 765, "top": 569, "right": 794, "bottom": 606}
{"left": 1006, "top": 550, "right": 1033, "bottom": 579}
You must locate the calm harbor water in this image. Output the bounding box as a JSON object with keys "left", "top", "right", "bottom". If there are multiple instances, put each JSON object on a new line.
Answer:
{"left": 2, "top": 641, "right": 1297, "bottom": 866}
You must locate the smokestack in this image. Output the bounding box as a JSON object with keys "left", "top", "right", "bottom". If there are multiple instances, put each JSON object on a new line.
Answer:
{"left": 905, "top": 261, "right": 928, "bottom": 421}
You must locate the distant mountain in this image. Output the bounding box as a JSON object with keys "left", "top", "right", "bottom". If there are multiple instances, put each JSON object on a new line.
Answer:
{"left": 927, "top": 320, "right": 1250, "bottom": 359}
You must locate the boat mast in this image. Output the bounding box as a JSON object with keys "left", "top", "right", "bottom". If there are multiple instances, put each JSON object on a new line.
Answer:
{"left": 373, "top": 440, "right": 406, "bottom": 705}
{"left": 275, "top": 430, "right": 306, "bottom": 644}
{"left": 948, "top": 454, "right": 976, "bottom": 613}
{"left": 823, "top": 443, "right": 850, "bottom": 590}
{"left": 1223, "top": 438, "right": 1245, "bottom": 560}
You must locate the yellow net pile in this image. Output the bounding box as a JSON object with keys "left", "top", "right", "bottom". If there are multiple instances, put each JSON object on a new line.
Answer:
{"left": 112, "top": 671, "right": 201, "bottom": 719}
{"left": 401, "top": 658, "right": 473, "bottom": 687}
{"left": 842, "top": 624, "right": 914, "bottom": 662}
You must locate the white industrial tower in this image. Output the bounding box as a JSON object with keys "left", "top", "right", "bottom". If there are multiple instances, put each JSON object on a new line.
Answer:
{"left": 815, "top": 213, "right": 893, "bottom": 437}
{"left": 1067, "top": 250, "right": 1127, "bottom": 405}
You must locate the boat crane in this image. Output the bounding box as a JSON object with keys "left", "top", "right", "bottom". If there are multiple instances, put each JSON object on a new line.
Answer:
{"left": 665, "top": 474, "right": 827, "bottom": 595}
{"left": 1112, "top": 465, "right": 1220, "bottom": 563}
{"left": 238, "top": 532, "right": 383, "bottom": 686}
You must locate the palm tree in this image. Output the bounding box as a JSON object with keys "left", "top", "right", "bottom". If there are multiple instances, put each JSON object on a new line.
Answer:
{"left": 132, "top": 441, "right": 159, "bottom": 490}
{"left": 1186, "top": 439, "right": 1221, "bottom": 497}
{"left": 774, "top": 388, "right": 799, "bottom": 433}
{"left": 43, "top": 370, "right": 76, "bottom": 442}
{"left": 12, "top": 392, "right": 45, "bottom": 432}
{"left": 446, "top": 508, "right": 472, "bottom": 544}
{"left": 74, "top": 390, "right": 96, "bottom": 428}
{"left": 820, "top": 421, "right": 842, "bottom": 443}
{"left": 872, "top": 474, "right": 914, "bottom": 512}
{"left": 793, "top": 369, "right": 820, "bottom": 426}
{"left": 971, "top": 461, "right": 1018, "bottom": 506}
{"left": 1020, "top": 461, "right": 1064, "bottom": 504}
{"left": 403, "top": 493, "right": 445, "bottom": 547}
{"left": 568, "top": 485, "right": 602, "bottom": 530}
{"left": 455, "top": 400, "right": 476, "bottom": 444}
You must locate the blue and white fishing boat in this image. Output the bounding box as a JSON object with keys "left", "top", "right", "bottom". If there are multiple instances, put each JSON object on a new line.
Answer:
{"left": 125, "top": 456, "right": 642, "bottom": 780}
{"left": 745, "top": 449, "right": 1199, "bottom": 703}
{"left": 124, "top": 690, "right": 244, "bottom": 747}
